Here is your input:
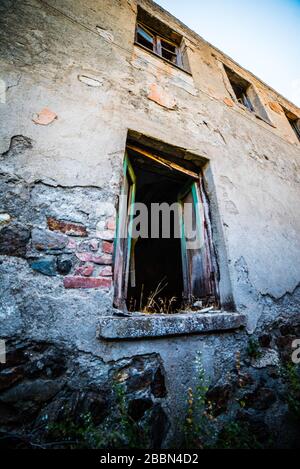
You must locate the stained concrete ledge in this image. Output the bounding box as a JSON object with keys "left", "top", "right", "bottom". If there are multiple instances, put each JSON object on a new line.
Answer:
{"left": 97, "top": 312, "right": 246, "bottom": 340}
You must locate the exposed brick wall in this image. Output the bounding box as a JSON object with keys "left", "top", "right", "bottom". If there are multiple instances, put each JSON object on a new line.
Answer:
{"left": 29, "top": 215, "right": 116, "bottom": 289}
{"left": 0, "top": 172, "right": 116, "bottom": 290}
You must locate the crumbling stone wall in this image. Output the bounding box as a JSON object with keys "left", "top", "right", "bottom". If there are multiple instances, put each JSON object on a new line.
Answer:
{"left": 0, "top": 340, "right": 168, "bottom": 449}
{"left": 0, "top": 0, "right": 300, "bottom": 448}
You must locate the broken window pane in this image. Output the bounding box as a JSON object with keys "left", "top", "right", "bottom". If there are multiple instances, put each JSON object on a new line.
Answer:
{"left": 230, "top": 82, "right": 254, "bottom": 111}
{"left": 136, "top": 25, "right": 154, "bottom": 51}
{"left": 160, "top": 39, "right": 178, "bottom": 64}
{"left": 224, "top": 66, "right": 272, "bottom": 124}
{"left": 135, "top": 8, "right": 188, "bottom": 70}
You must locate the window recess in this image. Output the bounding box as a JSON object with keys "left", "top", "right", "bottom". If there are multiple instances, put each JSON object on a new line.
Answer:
{"left": 224, "top": 65, "right": 272, "bottom": 124}
{"left": 230, "top": 81, "right": 254, "bottom": 111}
{"left": 136, "top": 23, "right": 182, "bottom": 67}
{"left": 135, "top": 8, "right": 190, "bottom": 72}
{"left": 113, "top": 143, "right": 219, "bottom": 314}
{"left": 136, "top": 24, "right": 155, "bottom": 52}
{"left": 282, "top": 107, "right": 300, "bottom": 142}
{"left": 224, "top": 65, "right": 254, "bottom": 112}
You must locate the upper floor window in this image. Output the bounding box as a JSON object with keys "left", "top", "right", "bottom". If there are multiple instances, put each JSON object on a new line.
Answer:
{"left": 136, "top": 23, "right": 181, "bottom": 66}
{"left": 224, "top": 65, "right": 254, "bottom": 112}
{"left": 283, "top": 107, "right": 300, "bottom": 142}
{"left": 224, "top": 64, "right": 272, "bottom": 125}
{"left": 135, "top": 7, "right": 190, "bottom": 72}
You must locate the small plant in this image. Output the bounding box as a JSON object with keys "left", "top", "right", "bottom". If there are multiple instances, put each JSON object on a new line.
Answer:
{"left": 142, "top": 279, "right": 179, "bottom": 314}
{"left": 180, "top": 351, "right": 273, "bottom": 449}
{"left": 110, "top": 383, "right": 150, "bottom": 448}
{"left": 282, "top": 362, "right": 300, "bottom": 420}
{"left": 46, "top": 413, "right": 105, "bottom": 449}
{"left": 182, "top": 352, "right": 216, "bottom": 448}
{"left": 247, "top": 338, "right": 262, "bottom": 360}
{"left": 215, "top": 421, "right": 263, "bottom": 449}
{"left": 45, "top": 384, "right": 150, "bottom": 449}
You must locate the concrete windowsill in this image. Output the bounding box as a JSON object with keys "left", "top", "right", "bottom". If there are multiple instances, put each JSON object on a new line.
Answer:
{"left": 97, "top": 311, "right": 246, "bottom": 340}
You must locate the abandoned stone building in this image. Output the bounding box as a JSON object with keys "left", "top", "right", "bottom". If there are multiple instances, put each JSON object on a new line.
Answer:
{"left": 0, "top": 0, "right": 300, "bottom": 449}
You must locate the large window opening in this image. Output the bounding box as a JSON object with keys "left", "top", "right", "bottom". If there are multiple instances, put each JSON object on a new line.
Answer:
{"left": 113, "top": 141, "right": 218, "bottom": 314}
{"left": 126, "top": 149, "right": 185, "bottom": 313}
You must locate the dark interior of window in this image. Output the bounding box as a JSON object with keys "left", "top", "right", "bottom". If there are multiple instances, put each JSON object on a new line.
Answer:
{"left": 230, "top": 82, "right": 254, "bottom": 111}
{"left": 136, "top": 24, "right": 154, "bottom": 52}
{"left": 126, "top": 149, "right": 188, "bottom": 313}
{"left": 224, "top": 66, "right": 254, "bottom": 112}
{"left": 283, "top": 108, "right": 300, "bottom": 141}
{"left": 113, "top": 139, "right": 218, "bottom": 314}
{"left": 137, "top": 6, "right": 182, "bottom": 45}
{"left": 290, "top": 119, "right": 300, "bottom": 140}
{"left": 135, "top": 7, "right": 186, "bottom": 70}
{"left": 160, "top": 39, "right": 177, "bottom": 63}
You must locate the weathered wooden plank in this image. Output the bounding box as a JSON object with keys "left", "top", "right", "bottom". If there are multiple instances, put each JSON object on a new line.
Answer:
{"left": 127, "top": 144, "right": 199, "bottom": 179}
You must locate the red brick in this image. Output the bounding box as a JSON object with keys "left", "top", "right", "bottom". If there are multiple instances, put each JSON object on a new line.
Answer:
{"left": 148, "top": 83, "right": 176, "bottom": 109}
{"left": 75, "top": 264, "right": 94, "bottom": 277}
{"left": 64, "top": 276, "right": 112, "bottom": 289}
{"left": 102, "top": 241, "right": 114, "bottom": 254}
{"left": 76, "top": 252, "right": 112, "bottom": 264}
{"left": 33, "top": 108, "right": 57, "bottom": 126}
{"left": 223, "top": 97, "right": 234, "bottom": 107}
{"left": 98, "top": 266, "right": 112, "bottom": 277}
{"left": 47, "top": 217, "right": 87, "bottom": 237}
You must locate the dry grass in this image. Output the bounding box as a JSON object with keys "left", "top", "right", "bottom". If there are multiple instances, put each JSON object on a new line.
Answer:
{"left": 142, "top": 279, "right": 178, "bottom": 315}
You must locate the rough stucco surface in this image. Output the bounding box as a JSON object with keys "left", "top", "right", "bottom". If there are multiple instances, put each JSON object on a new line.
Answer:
{"left": 0, "top": 0, "right": 300, "bottom": 448}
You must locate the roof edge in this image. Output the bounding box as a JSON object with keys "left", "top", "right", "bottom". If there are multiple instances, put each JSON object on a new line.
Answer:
{"left": 143, "top": 0, "right": 299, "bottom": 112}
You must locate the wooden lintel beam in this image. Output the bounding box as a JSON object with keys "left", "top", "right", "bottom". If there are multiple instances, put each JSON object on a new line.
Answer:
{"left": 127, "top": 144, "right": 199, "bottom": 180}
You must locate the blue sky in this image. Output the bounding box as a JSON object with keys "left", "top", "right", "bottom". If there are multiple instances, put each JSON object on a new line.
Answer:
{"left": 155, "top": 0, "right": 300, "bottom": 107}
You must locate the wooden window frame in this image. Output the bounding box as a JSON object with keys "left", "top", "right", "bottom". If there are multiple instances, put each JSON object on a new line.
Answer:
{"left": 113, "top": 154, "right": 136, "bottom": 310}
{"left": 135, "top": 22, "right": 183, "bottom": 68}
{"left": 114, "top": 145, "right": 219, "bottom": 311}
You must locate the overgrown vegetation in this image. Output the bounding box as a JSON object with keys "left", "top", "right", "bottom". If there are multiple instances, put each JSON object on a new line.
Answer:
{"left": 44, "top": 352, "right": 265, "bottom": 450}
{"left": 180, "top": 351, "right": 276, "bottom": 449}
{"left": 215, "top": 421, "right": 263, "bottom": 449}
{"left": 46, "top": 384, "right": 150, "bottom": 449}
{"left": 128, "top": 279, "right": 180, "bottom": 314}
{"left": 46, "top": 351, "right": 280, "bottom": 449}
{"left": 246, "top": 338, "right": 262, "bottom": 360}
{"left": 282, "top": 363, "right": 300, "bottom": 421}
{"left": 6, "top": 349, "right": 299, "bottom": 449}
{"left": 182, "top": 352, "right": 216, "bottom": 449}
